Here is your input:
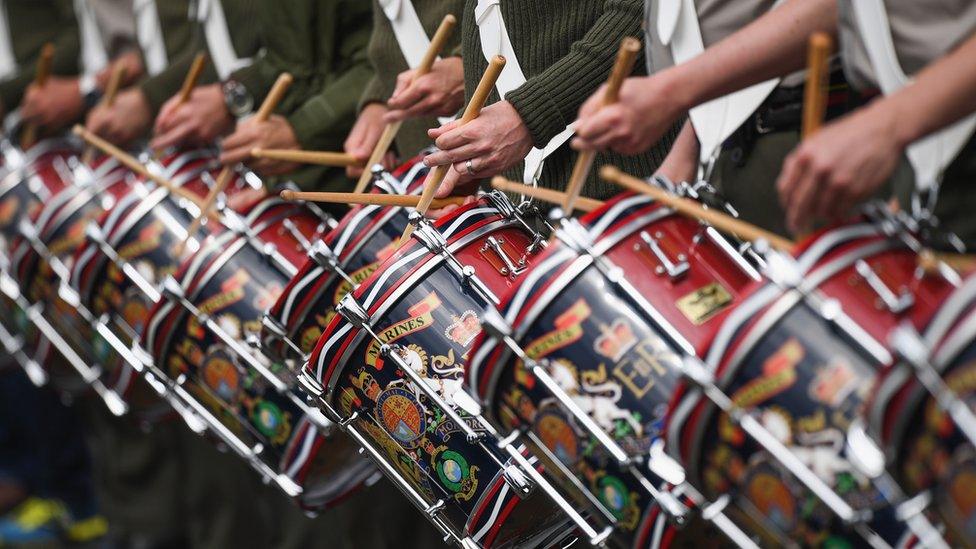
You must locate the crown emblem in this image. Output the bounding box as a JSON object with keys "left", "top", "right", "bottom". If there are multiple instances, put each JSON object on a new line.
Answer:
{"left": 594, "top": 319, "right": 636, "bottom": 362}
{"left": 446, "top": 310, "right": 480, "bottom": 347}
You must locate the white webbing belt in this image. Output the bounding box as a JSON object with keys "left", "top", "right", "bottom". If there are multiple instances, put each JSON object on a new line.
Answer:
{"left": 851, "top": 0, "right": 976, "bottom": 193}
{"left": 74, "top": 0, "right": 109, "bottom": 76}
{"left": 198, "top": 0, "right": 251, "bottom": 80}
{"left": 476, "top": 0, "right": 575, "bottom": 183}
{"left": 0, "top": 2, "right": 17, "bottom": 81}
{"left": 380, "top": 0, "right": 452, "bottom": 124}
{"left": 134, "top": 0, "right": 167, "bottom": 76}
{"left": 660, "top": 0, "right": 781, "bottom": 167}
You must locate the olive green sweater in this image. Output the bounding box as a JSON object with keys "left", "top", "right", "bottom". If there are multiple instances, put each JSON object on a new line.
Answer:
{"left": 0, "top": 0, "right": 81, "bottom": 110}
{"left": 360, "top": 0, "right": 466, "bottom": 159}
{"left": 140, "top": 0, "right": 262, "bottom": 114}
{"left": 459, "top": 0, "right": 676, "bottom": 199}
{"left": 231, "top": 0, "right": 374, "bottom": 191}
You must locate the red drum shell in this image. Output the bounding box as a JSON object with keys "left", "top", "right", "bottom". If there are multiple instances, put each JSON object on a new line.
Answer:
{"left": 263, "top": 154, "right": 430, "bottom": 362}
{"left": 305, "top": 197, "right": 575, "bottom": 548}
{"left": 867, "top": 273, "right": 976, "bottom": 544}
{"left": 141, "top": 197, "right": 370, "bottom": 509}
{"left": 465, "top": 192, "right": 757, "bottom": 548}
{"left": 67, "top": 152, "right": 247, "bottom": 415}
{"left": 8, "top": 158, "right": 132, "bottom": 390}
{"left": 0, "top": 139, "right": 78, "bottom": 256}
{"left": 667, "top": 220, "right": 957, "bottom": 546}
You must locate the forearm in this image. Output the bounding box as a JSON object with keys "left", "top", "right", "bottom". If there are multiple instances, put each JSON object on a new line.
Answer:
{"left": 665, "top": 0, "right": 837, "bottom": 112}
{"left": 883, "top": 32, "right": 976, "bottom": 149}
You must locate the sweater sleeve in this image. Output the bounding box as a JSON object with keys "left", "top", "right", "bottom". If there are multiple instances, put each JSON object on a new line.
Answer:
{"left": 0, "top": 0, "right": 81, "bottom": 110}
{"left": 504, "top": 0, "right": 646, "bottom": 147}
{"left": 140, "top": 50, "right": 220, "bottom": 114}
{"left": 289, "top": 1, "right": 373, "bottom": 149}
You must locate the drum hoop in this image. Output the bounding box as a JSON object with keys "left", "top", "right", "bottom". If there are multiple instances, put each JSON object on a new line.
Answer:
{"left": 36, "top": 167, "right": 129, "bottom": 241}
{"left": 155, "top": 148, "right": 217, "bottom": 179}
{"left": 582, "top": 193, "right": 655, "bottom": 240}
{"left": 795, "top": 222, "right": 884, "bottom": 275}
{"left": 321, "top": 215, "right": 514, "bottom": 398}
{"left": 867, "top": 277, "right": 976, "bottom": 459}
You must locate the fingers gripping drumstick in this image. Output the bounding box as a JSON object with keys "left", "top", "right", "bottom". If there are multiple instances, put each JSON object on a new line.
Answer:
{"left": 399, "top": 55, "right": 507, "bottom": 245}
{"left": 354, "top": 14, "right": 457, "bottom": 194}
{"left": 562, "top": 37, "right": 641, "bottom": 213}
{"left": 21, "top": 43, "right": 55, "bottom": 150}
{"left": 81, "top": 62, "right": 127, "bottom": 164}
{"left": 178, "top": 72, "right": 293, "bottom": 252}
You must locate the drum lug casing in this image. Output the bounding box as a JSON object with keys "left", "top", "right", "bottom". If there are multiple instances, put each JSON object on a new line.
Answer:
{"left": 636, "top": 230, "right": 689, "bottom": 280}
{"left": 336, "top": 293, "right": 371, "bottom": 328}
{"left": 855, "top": 259, "right": 914, "bottom": 314}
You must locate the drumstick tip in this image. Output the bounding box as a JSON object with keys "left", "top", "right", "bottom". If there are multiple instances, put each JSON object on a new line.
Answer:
{"left": 72, "top": 124, "right": 86, "bottom": 137}
{"left": 442, "top": 13, "right": 456, "bottom": 25}
{"left": 251, "top": 148, "right": 263, "bottom": 158}
{"left": 621, "top": 37, "right": 642, "bottom": 53}
{"left": 280, "top": 190, "right": 296, "bottom": 200}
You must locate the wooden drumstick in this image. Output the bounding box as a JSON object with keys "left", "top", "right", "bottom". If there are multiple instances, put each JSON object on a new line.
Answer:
{"left": 279, "top": 190, "right": 465, "bottom": 209}
{"left": 601, "top": 165, "right": 797, "bottom": 252}
{"left": 179, "top": 72, "right": 294, "bottom": 251}
{"left": 178, "top": 53, "right": 207, "bottom": 105}
{"left": 251, "top": 148, "right": 363, "bottom": 168}
{"left": 72, "top": 124, "right": 212, "bottom": 212}
{"left": 802, "top": 33, "right": 833, "bottom": 139}
{"left": 21, "top": 43, "right": 56, "bottom": 149}
{"left": 81, "top": 62, "right": 127, "bottom": 164}
{"left": 399, "top": 55, "right": 506, "bottom": 245}
{"left": 354, "top": 14, "right": 457, "bottom": 194}
{"left": 563, "top": 37, "right": 641, "bottom": 214}
{"left": 491, "top": 177, "right": 603, "bottom": 213}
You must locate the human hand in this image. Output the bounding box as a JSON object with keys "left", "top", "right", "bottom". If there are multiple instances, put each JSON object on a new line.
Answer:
{"left": 151, "top": 84, "right": 233, "bottom": 151}
{"left": 344, "top": 103, "right": 396, "bottom": 178}
{"left": 385, "top": 57, "right": 465, "bottom": 122}
{"left": 572, "top": 74, "right": 685, "bottom": 155}
{"left": 21, "top": 77, "right": 84, "bottom": 130}
{"left": 219, "top": 114, "right": 301, "bottom": 177}
{"left": 85, "top": 88, "right": 152, "bottom": 146}
{"left": 423, "top": 101, "right": 534, "bottom": 185}
{"left": 776, "top": 102, "right": 904, "bottom": 234}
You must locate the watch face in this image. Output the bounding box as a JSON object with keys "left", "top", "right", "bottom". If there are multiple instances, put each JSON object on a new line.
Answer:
{"left": 224, "top": 82, "right": 253, "bottom": 117}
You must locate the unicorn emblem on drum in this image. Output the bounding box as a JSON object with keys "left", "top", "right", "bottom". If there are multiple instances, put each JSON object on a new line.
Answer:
{"left": 759, "top": 409, "right": 852, "bottom": 485}
{"left": 397, "top": 345, "right": 468, "bottom": 410}
{"left": 546, "top": 360, "right": 643, "bottom": 436}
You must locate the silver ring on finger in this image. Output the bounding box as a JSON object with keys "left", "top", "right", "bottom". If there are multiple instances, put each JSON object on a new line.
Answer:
{"left": 465, "top": 159, "right": 477, "bottom": 176}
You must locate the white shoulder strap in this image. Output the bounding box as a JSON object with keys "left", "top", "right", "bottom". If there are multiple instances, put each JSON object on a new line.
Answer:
{"left": 379, "top": 0, "right": 431, "bottom": 70}
{"left": 134, "top": 0, "right": 167, "bottom": 76}
{"left": 0, "top": 1, "right": 17, "bottom": 81}
{"left": 475, "top": 0, "right": 574, "bottom": 183}
{"left": 661, "top": 0, "right": 780, "bottom": 166}
{"left": 74, "top": 0, "right": 109, "bottom": 75}
{"left": 199, "top": 0, "right": 251, "bottom": 80}
{"left": 851, "top": 0, "right": 976, "bottom": 191}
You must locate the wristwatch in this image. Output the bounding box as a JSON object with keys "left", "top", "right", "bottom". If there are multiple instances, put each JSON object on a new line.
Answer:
{"left": 80, "top": 73, "right": 102, "bottom": 110}
{"left": 222, "top": 79, "right": 254, "bottom": 119}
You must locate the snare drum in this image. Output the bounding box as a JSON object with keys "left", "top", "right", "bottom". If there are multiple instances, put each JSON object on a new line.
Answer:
{"left": 668, "top": 217, "right": 958, "bottom": 546}
{"left": 68, "top": 149, "right": 264, "bottom": 418}
{"left": 0, "top": 139, "right": 80, "bottom": 384}
{"left": 301, "top": 193, "right": 607, "bottom": 548}
{"left": 7, "top": 155, "right": 132, "bottom": 410}
{"left": 141, "top": 195, "right": 374, "bottom": 509}
{"left": 262, "top": 154, "right": 430, "bottom": 364}
{"left": 466, "top": 192, "right": 760, "bottom": 548}
{"left": 868, "top": 273, "right": 976, "bottom": 545}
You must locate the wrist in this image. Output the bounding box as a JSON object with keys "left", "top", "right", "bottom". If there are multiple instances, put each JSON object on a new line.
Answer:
{"left": 662, "top": 65, "right": 696, "bottom": 114}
